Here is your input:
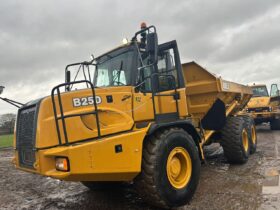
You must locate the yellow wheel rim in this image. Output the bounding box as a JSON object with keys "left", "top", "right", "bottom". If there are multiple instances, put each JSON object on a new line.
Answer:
{"left": 251, "top": 125, "right": 256, "bottom": 145}
{"left": 166, "top": 147, "right": 192, "bottom": 189}
{"left": 242, "top": 129, "right": 249, "bottom": 152}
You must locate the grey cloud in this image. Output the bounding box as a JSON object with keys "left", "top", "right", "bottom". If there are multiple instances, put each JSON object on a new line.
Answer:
{"left": 213, "top": 19, "right": 280, "bottom": 62}
{"left": 1, "top": 0, "right": 280, "bottom": 114}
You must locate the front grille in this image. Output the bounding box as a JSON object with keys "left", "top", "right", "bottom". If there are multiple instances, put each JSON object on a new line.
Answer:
{"left": 247, "top": 107, "right": 270, "bottom": 113}
{"left": 16, "top": 105, "right": 38, "bottom": 169}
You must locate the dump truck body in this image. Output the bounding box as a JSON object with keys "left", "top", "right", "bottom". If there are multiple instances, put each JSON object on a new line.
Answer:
{"left": 14, "top": 62, "right": 252, "bottom": 179}
{"left": 182, "top": 62, "right": 252, "bottom": 144}
{"left": 13, "top": 25, "right": 256, "bottom": 209}
{"left": 243, "top": 84, "right": 280, "bottom": 129}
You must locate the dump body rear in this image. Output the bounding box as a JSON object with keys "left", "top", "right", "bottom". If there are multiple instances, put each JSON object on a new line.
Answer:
{"left": 182, "top": 62, "right": 252, "bottom": 143}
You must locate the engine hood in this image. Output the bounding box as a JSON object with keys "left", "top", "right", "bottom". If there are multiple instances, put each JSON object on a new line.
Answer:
{"left": 34, "top": 86, "right": 134, "bottom": 149}
{"left": 247, "top": 96, "right": 270, "bottom": 108}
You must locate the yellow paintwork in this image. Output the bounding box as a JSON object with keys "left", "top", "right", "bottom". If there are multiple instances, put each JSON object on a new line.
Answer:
{"left": 14, "top": 84, "right": 189, "bottom": 181}
{"left": 14, "top": 126, "right": 149, "bottom": 181}
{"left": 244, "top": 84, "right": 280, "bottom": 121}
{"left": 166, "top": 147, "right": 192, "bottom": 189}
{"left": 14, "top": 58, "right": 252, "bottom": 182}
{"left": 133, "top": 88, "right": 188, "bottom": 121}
{"left": 251, "top": 125, "right": 256, "bottom": 145}
{"left": 182, "top": 62, "right": 252, "bottom": 144}
{"left": 37, "top": 86, "right": 134, "bottom": 148}
{"left": 247, "top": 96, "right": 270, "bottom": 108}
{"left": 183, "top": 62, "right": 251, "bottom": 121}
{"left": 242, "top": 128, "right": 249, "bottom": 153}
{"left": 247, "top": 111, "right": 275, "bottom": 120}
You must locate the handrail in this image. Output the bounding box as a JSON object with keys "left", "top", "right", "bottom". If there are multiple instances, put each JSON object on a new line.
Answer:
{"left": 51, "top": 80, "right": 101, "bottom": 145}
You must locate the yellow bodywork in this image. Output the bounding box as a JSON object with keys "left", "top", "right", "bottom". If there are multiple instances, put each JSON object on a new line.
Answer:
{"left": 244, "top": 84, "right": 280, "bottom": 122}
{"left": 247, "top": 96, "right": 270, "bottom": 108}
{"left": 14, "top": 85, "right": 188, "bottom": 181}
{"left": 15, "top": 128, "right": 148, "bottom": 181}
{"left": 14, "top": 61, "right": 252, "bottom": 182}
{"left": 182, "top": 62, "right": 252, "bottom": 144}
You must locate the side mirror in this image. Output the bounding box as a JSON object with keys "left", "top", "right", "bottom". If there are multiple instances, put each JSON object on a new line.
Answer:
{"left": 66, "top": 71, "right": 71, "bottom": 91}
{"left": 0, "top": 86, "right": 4, "bottom": 95}
{"left": 146, "top": 32, "right": 158, "bottom": 64}
{"left": 66, "top": 70, "right": 71, "bottom": 83}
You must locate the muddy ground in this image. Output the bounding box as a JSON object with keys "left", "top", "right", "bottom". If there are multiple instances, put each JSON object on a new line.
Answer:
{"left": 0, "top": 124, "right": 279, "bottom": 210}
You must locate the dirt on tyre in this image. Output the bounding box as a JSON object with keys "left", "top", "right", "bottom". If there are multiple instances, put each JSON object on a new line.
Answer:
{"left": 134, "top": 127, "right": 201, "bottom": 209}
{"left": 240, "top": 115, "right": 257, "bottom": 154}
{"left": 220, "top": 117, "right": 250, "bottom": 164}
{"left": 270, "top": 118, "right": 280, "bottom": 130}
{"left": 81, "top": 181, "right": 124, "bottom": 190}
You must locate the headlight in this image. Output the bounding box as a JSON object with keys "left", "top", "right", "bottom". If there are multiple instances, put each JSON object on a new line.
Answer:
{"left": 55, "top": 157, "right": 70, "bottom": 172}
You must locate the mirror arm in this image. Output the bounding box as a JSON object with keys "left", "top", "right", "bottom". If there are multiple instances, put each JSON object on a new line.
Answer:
{"left": 0, "top": 97, "right": 23, "bottom": 108}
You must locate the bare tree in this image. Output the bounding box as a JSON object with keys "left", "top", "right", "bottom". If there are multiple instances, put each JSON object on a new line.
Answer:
{"left": 0, "top": 113, "right": 16, "bottom": 134}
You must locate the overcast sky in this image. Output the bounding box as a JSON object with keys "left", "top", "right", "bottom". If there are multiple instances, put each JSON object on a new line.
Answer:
{"left": 1, "top": 0, "right": 280, "bottom": 114}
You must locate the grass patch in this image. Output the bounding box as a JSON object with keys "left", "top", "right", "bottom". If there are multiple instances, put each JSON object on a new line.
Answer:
{"left": 0, "top": 134, "right": 14, "bottom": 148}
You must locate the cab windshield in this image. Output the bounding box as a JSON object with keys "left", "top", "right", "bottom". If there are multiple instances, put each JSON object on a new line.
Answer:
{"left": 94, "top": 48, "right": 135, "bottom": 87}
{"left": 252, "top": 86, "right": 269, "bottom": 97}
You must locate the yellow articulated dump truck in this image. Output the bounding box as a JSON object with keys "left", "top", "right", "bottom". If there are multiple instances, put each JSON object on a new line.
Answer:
{"left": 243, "top": 84, "right": 280, "bottom": 130}
{"left": 13, "top": 24, "right": 256, "bottom": 208}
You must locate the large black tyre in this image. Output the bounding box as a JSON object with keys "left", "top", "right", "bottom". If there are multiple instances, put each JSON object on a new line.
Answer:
{"left": 239, "top": 115, "right": 257, "bottom": 154}
{"left": 81, "top": 181, "right": 124, "bottom": 190}
{"left": 270, "top": 118, "right": 280, "bottom": 130}
{"left": 220, "top": 117, "right": 250, "bottom": 164}
{"left": 134, "top": 127, "right": 201, "bottom": 209}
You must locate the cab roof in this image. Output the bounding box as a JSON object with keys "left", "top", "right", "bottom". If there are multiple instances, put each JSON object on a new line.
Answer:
{"left": 249, "top": 84, "right": 267, "bottom": 88}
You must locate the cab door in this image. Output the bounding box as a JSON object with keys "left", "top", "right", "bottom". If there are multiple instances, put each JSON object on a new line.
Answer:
{"left": 270, "top": 84, "right": 280, "bottom": 97}
{"left": 133, "top": 41, "right": 187, "bottom": 122}
{"left": 270, "top": 84, "right": 280, "bottom": 106}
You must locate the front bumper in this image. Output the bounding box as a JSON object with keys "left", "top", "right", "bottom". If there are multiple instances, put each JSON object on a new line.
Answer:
{"left": 247, "top": 111, "right": 280, "bottom": 123}
{"left": 14, "top": 129, "right": 147, "bottom": 182}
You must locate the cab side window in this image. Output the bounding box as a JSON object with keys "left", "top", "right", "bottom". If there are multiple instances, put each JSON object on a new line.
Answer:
{"left": 270, "top": 84, "right": 279, "bottom": 97}
{"left": 157, "top": 49, "right": 177, "bottom": 92}
{"left": 138, "top": 55, "right": 153, "bottom": 92}
{"left": 137, "top": 44, "right": 180, "bottom": 93}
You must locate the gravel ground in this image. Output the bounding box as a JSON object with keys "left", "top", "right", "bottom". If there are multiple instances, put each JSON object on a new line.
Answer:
{"left": 0, "top": 124, "right": 279, "bottom": 210}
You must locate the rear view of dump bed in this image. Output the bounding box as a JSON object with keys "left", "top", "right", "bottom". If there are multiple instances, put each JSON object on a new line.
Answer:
{"left": 182, "top": 62, "right": 254, "bottom": 148}
{"left": 183, "top": 62, "right": 252, "bottom": 118}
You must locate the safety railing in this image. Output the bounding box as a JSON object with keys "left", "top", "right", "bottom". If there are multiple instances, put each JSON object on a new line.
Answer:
{"left": 51, "top": 80, "right": 101, "bottom": 145}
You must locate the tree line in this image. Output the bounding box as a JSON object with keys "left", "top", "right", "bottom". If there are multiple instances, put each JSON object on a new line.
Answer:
{"left": 0, "top": 113, "right": 16, "bottom": 135}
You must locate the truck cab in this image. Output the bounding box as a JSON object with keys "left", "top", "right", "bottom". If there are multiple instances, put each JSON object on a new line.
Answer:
{"left": 245, "top": 84, "right": 280, "bottom": 129}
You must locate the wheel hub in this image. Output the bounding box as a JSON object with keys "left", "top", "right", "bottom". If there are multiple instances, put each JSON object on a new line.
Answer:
{"left": 242, "top": 129, "right": 249, "bottom": 152}
{"left": 170, "top": 157, "right": 181, "bottom": 178}
{"left": 251, "top": 125, "right": 256, "bottom": 144}
{"left": 166, "top": 147, "right": 192, "bottom": 189}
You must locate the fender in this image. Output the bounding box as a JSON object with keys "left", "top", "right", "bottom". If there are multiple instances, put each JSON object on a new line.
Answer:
{"left": 147, "top": 119, "right": 204, "bottom": 160}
